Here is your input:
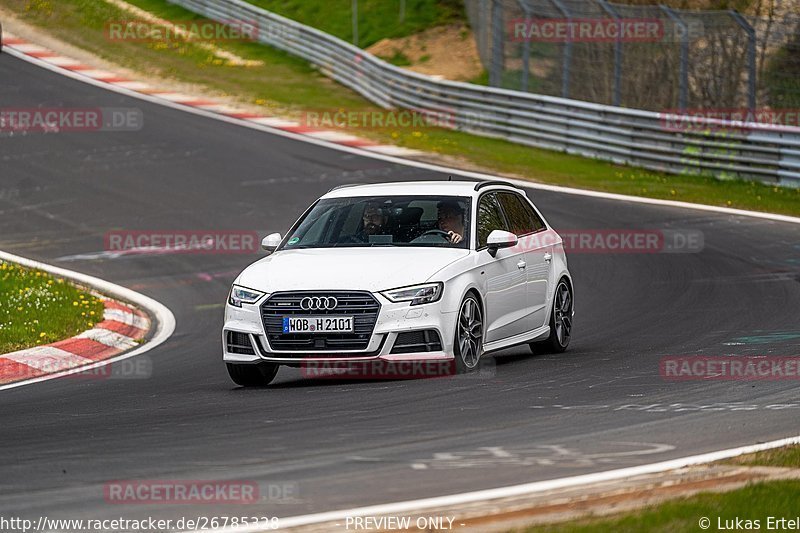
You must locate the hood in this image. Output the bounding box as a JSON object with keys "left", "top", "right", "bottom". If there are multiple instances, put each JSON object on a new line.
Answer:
{"left": 237, "top": 247, "right": 469, "bottom": 293}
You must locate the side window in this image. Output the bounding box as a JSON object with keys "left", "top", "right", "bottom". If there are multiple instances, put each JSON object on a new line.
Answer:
{"left": 498, "top": 192, "right": 545, "bottom": 235}
{"left": 477, "top": 193, "right": 509, "bottom": 248}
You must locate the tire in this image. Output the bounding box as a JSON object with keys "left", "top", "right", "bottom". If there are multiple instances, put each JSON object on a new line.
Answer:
{"left": 530, "top": 278, "right": 572, "bottom": 354}
{"left": 226, "top": 362, "right": 279, "bottom": 387}
{"left": 453, "top": 293, "right": 484, "bottom": 374}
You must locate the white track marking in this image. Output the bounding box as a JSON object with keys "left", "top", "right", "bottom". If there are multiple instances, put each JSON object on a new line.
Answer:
{"left": 3, "top": 346, "right": 93, "bottom": 371}
{"left": 247, "top": 117, "right": 302, "bottom": 127}
{"left": 111, "top": 80, "right": 152, "bottom": 90}
{"left": 199, "top": 435, "right": 800, "bottom": 532}
{"left": 148, "top": 92, "right": 199, "bottom": 102}
{"left": 104, "top": 308, "right": 150, "bottom": 330}
{"left": 9, "top": 43, "right": 50, "bottom": 54}
{"left": 76, "top": 328, "right": 139, "bottom": 349}
{"left": 304, "top": 131, "right": 364, "bottom": 142}
{"left": 362, "top": 144, "right": 425, "bottom": 156}
{"left": 195, "top": 104, "right": 248, "bottom": 114}
{"left": 45, "top": 56, "right": 85, "bottom": 67}
{"left": 0, "top": 250, "right": 175, "bottom": 392}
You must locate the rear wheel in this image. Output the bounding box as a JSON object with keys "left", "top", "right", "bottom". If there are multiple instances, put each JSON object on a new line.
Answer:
{"left": 530, "top": 279, "right": 572, "bottom": 354}
{"left": 454, "top": 294, "right": 484, "bottom": 373}
{"left": 226, "top": 362, "right": 279, "bottom": 386}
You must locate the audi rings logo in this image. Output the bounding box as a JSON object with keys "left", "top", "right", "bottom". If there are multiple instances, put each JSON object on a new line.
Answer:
{"left": 300, "top": 296, "right": 338, "bottom": 311}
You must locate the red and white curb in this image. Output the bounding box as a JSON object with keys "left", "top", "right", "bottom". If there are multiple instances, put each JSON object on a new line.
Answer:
{"left": 0, "top": 297, "right": 150, "bottom": 385}
{"left": 0, "top": 251, "right": 175, "bottom": 392}
{"left": 1, "top": 31, "right": 421, "bottom": 157}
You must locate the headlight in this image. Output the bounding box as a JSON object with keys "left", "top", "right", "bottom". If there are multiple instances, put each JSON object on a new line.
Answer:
{"left": 381, "top": 282, "right": 443, "bottom": 306}
{"left": 228, "top": 285, "right": 265, "bottom": 307}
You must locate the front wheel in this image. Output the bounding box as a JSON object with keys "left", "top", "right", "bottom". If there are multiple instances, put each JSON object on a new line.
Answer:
{"left": 226, "top": 362, "right": 279, "bottom": 386}
{"left": 531, "top": 279, "right": 572, "bottom": 354}
{"left": 454, "top": 294, "right": 484, "bottom": 373}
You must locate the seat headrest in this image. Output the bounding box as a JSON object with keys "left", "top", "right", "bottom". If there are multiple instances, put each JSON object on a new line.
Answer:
{"left": 396, "top": 207, "right": 424, "bottom": 225}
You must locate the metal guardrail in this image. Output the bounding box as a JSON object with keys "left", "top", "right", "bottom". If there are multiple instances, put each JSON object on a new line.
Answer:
{"left": 170, "top": 0, "right": 800, "bottom": 187}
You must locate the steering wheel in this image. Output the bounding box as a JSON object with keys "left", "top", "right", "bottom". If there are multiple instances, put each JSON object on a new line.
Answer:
{"left": 420, "top": 229, "right": 452, "bottom": 239}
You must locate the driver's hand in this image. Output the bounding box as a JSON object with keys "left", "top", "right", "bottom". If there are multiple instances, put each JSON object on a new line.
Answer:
{"left": 447, "top": 231, "right": 463, "bottom": 244}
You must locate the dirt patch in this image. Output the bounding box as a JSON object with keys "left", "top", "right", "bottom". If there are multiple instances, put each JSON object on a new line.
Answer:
{"left": 367, "top": 24, "right": 483, "bottom": 82}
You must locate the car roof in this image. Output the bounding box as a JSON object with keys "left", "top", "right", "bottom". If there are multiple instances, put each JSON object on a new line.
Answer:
{"left": 321, "top": 180, "right": 521, "bottom": 199}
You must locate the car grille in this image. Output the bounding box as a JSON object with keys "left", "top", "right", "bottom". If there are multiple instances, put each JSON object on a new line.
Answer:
{"left": 225, "top": 330, "right": 256, "bottom": 355}
{"left": 390, "top": 330, "right": 443, "bottom": 354}
{"left": 261, "top": 291, "right": 380, "bottom": 351}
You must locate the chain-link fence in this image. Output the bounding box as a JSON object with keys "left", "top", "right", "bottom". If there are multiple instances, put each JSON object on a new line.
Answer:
{"left": 466, "top": 0, "right": 800, "bottom": 121}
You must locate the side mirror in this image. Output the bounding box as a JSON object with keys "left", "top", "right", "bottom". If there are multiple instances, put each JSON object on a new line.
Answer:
{"left": 486, "top": 230, "right": 518, "bottom": 257}
{"left": 261, "top": 233, "right": 282, "bottom": 253}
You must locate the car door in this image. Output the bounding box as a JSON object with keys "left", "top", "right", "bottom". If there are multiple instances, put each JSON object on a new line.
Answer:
{"left": 476, "top": 192, "right": 530, "bottom": 343}
{"left": 497, "top": 192, "right": 551, "bottom": 329}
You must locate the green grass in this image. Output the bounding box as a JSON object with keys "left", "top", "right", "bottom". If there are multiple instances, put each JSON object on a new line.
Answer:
{"left": 725, "top": 445, "right": 800, "bottom": 468}
{"left": 6, "top": 0, "right": 800, "bottom": 216}
{"left": 377, "top": 48, "right": 413, "bottom": 66}
{"left": 244, "top": 0, "right": 465, "bottom": 48}
{"left": 514, "top": 445, "right": 800, "bottom": 532}
{"left": 517, "top": 480, "right": 800, "bottom": 533}
{"left": 0, "top": 261, "right": 104, "bottom": 354}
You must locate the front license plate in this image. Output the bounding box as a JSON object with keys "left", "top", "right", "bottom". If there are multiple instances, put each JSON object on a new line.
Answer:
{"left": 282, "top": 316, "right": 354, "bottom": 334}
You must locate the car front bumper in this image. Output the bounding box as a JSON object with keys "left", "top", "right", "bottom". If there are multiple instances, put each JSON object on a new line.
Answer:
{"left": 222, "top": 293, "right": 456, "bottom": 364}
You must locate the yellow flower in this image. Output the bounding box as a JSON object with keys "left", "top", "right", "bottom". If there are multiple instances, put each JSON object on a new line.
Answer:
{"left": 39, "top": 332, "right": 46, "bottom": 338}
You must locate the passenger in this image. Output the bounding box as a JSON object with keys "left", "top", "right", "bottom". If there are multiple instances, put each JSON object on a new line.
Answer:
{"left": 358, "top": 203, "right": 389, "bottom": 240}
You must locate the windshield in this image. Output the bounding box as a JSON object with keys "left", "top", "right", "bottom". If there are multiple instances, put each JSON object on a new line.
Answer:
{"left": 279, "top": 195, "right": 472, "bottom": 250}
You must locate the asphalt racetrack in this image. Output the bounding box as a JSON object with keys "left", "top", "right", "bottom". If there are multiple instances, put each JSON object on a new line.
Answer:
{"left": 1, "top": 53, "right": 799, "bottom": 524}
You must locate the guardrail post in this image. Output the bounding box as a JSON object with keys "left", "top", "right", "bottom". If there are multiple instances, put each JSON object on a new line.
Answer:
{"left": 352, "top": 0, "right": 359, "bottom": 47}
{"left": 517, "top": 0, "right": 533, "bottom": 92}
{"left": 489, "top": 0, "right": 505, "bottom": 87}
{"left": 729, "top": 10, "right": 757, "bottom": 113}
{"left": 660, "top": 5, "right": 688, "bottom": 112}
{"left": 596, "top": 0, "right": 622, "bottom": 106}
{"left": 549, "top": 0, "right": 572, "bottom": 98}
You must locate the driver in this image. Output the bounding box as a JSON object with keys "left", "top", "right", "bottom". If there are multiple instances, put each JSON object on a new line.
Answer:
{"left": 437, "top": 200, "right": 465, "bottom": 244}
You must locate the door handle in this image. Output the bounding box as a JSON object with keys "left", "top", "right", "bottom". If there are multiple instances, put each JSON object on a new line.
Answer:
{"left": 543, "top": 252, "right": 552, "bottom": 262}
{"left": 517, "top": 260, "right": 527, "bottom": 270}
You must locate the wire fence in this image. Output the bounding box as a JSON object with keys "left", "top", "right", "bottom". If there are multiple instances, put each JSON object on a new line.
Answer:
{"left": 466, "top": 0, "right": 800, "bottom": 118}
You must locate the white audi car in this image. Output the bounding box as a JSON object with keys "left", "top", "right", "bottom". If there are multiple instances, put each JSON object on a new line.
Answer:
{"left": 223, "top": 180, "right": 573, "bottom": 386}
